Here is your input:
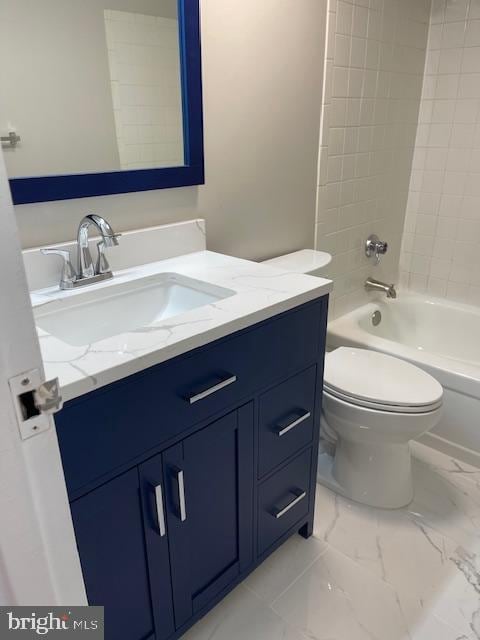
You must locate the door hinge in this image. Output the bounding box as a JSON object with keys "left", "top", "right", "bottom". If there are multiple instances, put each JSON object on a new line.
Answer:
{"left": 8, "top": 369, "right": 63, "bottom": 440}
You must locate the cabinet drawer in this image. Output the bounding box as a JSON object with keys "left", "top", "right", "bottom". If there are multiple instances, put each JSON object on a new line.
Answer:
{"left": 257, "top": 449, "right": 312, "bottom": 555}
{"left": 57, "top": 299, "right": 325, "bottom": 496}
{"left": 258, "top": 367, "right": 316, "bottom": 478}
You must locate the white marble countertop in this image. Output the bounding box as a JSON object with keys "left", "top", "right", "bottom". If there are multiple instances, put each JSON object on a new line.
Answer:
{"left": 32, "top": 250, "right": 332, "bottom": 403}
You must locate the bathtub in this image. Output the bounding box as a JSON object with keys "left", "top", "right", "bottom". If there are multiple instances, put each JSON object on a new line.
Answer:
{"left": 327, "top": 292, "right": 480, "bottom": 467}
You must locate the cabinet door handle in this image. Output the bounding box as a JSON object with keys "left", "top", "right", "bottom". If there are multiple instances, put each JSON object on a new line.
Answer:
{"left": 174, "top": 468, "right": 187, "bottom": 522}
{"left": 272, "top": 488, "right": 306, "bottom": 519}
{"left": 187, "top": 374, "right": 237, "bottom": 404}
{"left": 153, "top": 484, "right": 166, "bottom": 537}
{"left": 276, "top": 411, "right": 311, "bottom": 437}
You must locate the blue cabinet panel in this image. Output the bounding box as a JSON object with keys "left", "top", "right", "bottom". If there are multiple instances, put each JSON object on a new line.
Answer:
{"left": 163, "top": 404, "right": 254, "bottom": 629}
{"left": 257, "top": 448, "right": 313, "bottom": 555}
{"left": 258, "top": 367, "right": 317, "bottom": 478}
{"left": 70, "top": 469, "right": 156, "bottom": 640}
{"left": 56, "top": 300, "right": 323, "bottom": 497}
{"left": 139, "top": 455, "right": 176, "bottom": 640}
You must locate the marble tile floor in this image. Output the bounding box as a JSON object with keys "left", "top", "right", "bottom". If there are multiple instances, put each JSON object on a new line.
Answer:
{"left": 183, "top": 442, "right": 480, "bottom": 640}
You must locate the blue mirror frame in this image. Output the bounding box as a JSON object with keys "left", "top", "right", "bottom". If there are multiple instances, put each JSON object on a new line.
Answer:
{"left": 9, "top": 0, "right": 204, "bottom": 205}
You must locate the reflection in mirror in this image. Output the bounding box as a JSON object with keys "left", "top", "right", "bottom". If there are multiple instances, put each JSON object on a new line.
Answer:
{"left": 0, "top": 0, "right": 185, "bottom": 179}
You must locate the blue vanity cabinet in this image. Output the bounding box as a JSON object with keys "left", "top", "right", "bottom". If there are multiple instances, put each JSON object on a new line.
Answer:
{"left": 57, "top": 297, "right": 329, "bottom": 640}
{"left": 70, "top": 467, "right": 171, "bottom": 640}
{"left": 160, "top": 404, "right": 254, "bottom": 629}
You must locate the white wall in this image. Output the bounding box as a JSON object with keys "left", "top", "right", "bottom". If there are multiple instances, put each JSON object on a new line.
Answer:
{"left": 105, "top": 10, "right": 184, "bottom": 169}
{"left": 315, "top": 0, "right": 430, "bottom": 318}
{"left": 0, "top": 0, "right": 177, "bottom": 177}
{"left": 13, "top": 0, "right": 326, "bottom": 263}
{"left": 400, "top": 0, "right": 480, "bottom": 304}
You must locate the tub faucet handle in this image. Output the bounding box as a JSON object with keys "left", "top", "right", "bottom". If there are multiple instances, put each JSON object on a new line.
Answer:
{"left": 365, "top": 234, "right": 388, "bottom": 264}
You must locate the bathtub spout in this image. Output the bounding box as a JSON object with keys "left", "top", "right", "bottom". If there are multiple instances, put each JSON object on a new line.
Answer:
{"left": 365, "top": 277, "right": 397, "bottom": 299}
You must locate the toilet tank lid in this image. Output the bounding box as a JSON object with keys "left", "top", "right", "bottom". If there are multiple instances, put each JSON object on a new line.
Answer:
{"left": 262, "top": 249, "right": 331, "bottom": 274}
{"left": 324, "top": 347, "right": 443, "bottom": 409}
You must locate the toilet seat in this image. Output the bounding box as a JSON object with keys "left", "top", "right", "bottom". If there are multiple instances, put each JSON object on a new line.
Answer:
{"left": 324, "top": 347, "right": 443, "bottom": 414}
{"left": 323, "top": 386, "right": 442, "bottom": 414}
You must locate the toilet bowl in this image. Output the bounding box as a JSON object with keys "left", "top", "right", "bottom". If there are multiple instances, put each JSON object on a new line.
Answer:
{"left": 321, "top": 347, "right": 443, "bottom": 508}
{"left": 262, "top": 250, "right": 444, "bottom": 508}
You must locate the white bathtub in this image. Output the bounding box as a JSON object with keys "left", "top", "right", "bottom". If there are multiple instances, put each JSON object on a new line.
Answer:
{"left": 327, "top": 292, "right": 480, "bottom": 467}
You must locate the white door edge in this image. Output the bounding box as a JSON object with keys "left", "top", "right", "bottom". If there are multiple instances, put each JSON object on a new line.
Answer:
{"left": 0, "top": 148, "right": 86, "bottom": 604}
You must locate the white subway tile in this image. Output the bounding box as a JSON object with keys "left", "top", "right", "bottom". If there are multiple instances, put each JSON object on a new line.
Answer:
{"left": 336, "top": 1, "right": 354, "bottom": 35}
{"left": 441, "top": 20, "right": 467, "bottom": 48}
{"left": 430, "top": 256, "right": 453, "bottom": 279}
{"left": 431, "top": 0, "right": 446, "bottom": 25}
{"left": 461, "top": 46, "right": 480, "bottom": 73}
{"left": 446, "top": 147, "right": 472, "bottom": 170}
{"left": 461, "top": 195, "right": 480, "bottom": 217}
{"left": 429, "top": 23, "right": 444, "bottom": 49}
{"left": 427, "top": 276, "right": 448, "bottom": 295}
{"left": 435, "top": 73, "right": 459, "bottom": 99}
{"left": 450, "top": 122, "right": 476, "bottom": 146}
{"left": 454, "top": 98, "right": 479, "bottom": 122}
{"left": 438, "top": 47, "right": 463, "bottom": 73}
{"left": 415, "top": 214, "right": 438, "bottom": 235}
{"left": 444, "top": 0, "right": 469, "bottom": 23}
{"left": 350, "top": 37, "right": 367, "bottom": 68}
{"left": 443, "top": 171, "right": 467, "bottom": 194}
{"left": 458, "top": 73, "right": 480, "bottom": 98}
{"left": 428, "top": 122, "right": 452, "bottom": 146}
{"left": 465, "top": 19, "right": 480, "bottom": 46}
{"left": 333, "top": 66, "right": 350, "bottom": 96}
{"left": 352, "top": 5, "right": 369, "bottom": 37}
{"left": 432, "top": 99, "right": 456, "bottom": 122}
{"left": 334, "top": 34, "right": 351, "bottom": 67}
{"left": 469, "top": 0, "right": 480, "bottom": 19}
{"left": 439, "top": 193, "right": 463, "bottom": 216}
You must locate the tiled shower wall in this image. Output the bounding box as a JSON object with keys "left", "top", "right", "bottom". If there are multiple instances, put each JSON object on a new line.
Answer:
{"left": 105, "top": 10, "right": 184, "bottom": 170}
{"left": 400, "top": 0, "right": 480, "bottom": 304}
{"left": 315, "top": 0, "right": 430, "bottom": 318}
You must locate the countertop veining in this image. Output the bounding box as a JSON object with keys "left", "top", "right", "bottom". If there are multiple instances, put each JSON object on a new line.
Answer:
{"left": 32, "top": 250, "right": 332, "bottom": 402}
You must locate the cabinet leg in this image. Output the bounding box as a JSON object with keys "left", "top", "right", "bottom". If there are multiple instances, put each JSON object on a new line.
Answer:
{"left": 299, "top": 519, "right": 313, "bottom": 540}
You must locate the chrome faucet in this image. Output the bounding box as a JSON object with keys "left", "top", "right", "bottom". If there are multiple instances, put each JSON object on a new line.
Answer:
{"left": 41, "top": 214, "right": 120, "bottom": 290}
{"left": 365, "top": 234, "right": 388, "bottom": 264}
{"left": 365, "top": 277, "right": 397, "bottom": 299}
{"left": 77, "top": 214, "right": 120, "bottom": 279}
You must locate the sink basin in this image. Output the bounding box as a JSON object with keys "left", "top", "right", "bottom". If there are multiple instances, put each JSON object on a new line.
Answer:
{"left": 34, "top": 272, "right": 235, "bottom": 347}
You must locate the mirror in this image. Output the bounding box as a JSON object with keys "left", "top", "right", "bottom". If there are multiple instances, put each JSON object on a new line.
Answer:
{"left": 0, "top": 0, "right": 204, "bottom": 204}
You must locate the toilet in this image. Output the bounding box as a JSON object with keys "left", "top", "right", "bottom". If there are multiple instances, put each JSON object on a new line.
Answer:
{"left": 263, "top": 250, "right": 444, "bottom": 509}
{"left": 321, "top": 347, "right": 442, "bottom": 508}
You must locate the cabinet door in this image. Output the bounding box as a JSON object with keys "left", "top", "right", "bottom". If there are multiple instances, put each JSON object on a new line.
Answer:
{"left": 139, "top": 454, "right": 176, "bottom": 640}
{"left": 70, "top": 468, "right": 166, "bottom": 640}
{"left": 163, "top": 404, "right": 254, "bottom": 629}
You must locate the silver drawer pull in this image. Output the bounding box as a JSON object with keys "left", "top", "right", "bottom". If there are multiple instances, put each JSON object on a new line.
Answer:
{"left": 187, "top": 375, "right": 237, "bottom": 404}
{"left": 175, "top": 468, "right": 187, "bottom": 522}
{"left": 154, "top": 484, "right": 166, "bottom": 537}
{"left": 276, "top": 411, "right": 311, "bottom": 437}
{"left": 272, "top": 489, "right": 307, "bottom": 519}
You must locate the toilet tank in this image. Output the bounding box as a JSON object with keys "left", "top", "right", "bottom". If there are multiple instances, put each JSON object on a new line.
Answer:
{"left": 262, "top": 249, "right": 331, "bottom": 277}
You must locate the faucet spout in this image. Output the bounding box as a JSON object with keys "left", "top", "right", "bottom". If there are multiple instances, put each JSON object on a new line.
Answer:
{"left": 365, "top": 277, "right": 397, "bottom": 299}
{"left": 77, "top": 214, "right": 120, "bottom": 279}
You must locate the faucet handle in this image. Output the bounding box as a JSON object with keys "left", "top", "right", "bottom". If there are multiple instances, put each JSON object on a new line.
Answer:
{"left": 95, "top": 232, "right": 120, "bottom": 275}
{"left": 41, "top": 248, "right": 77, "bottom": 289}
{"left": 365, "top": 234, "right": 388, "bottom": 264}
{"left": 95, "top": 240, "right": 112, "bottom": 275}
